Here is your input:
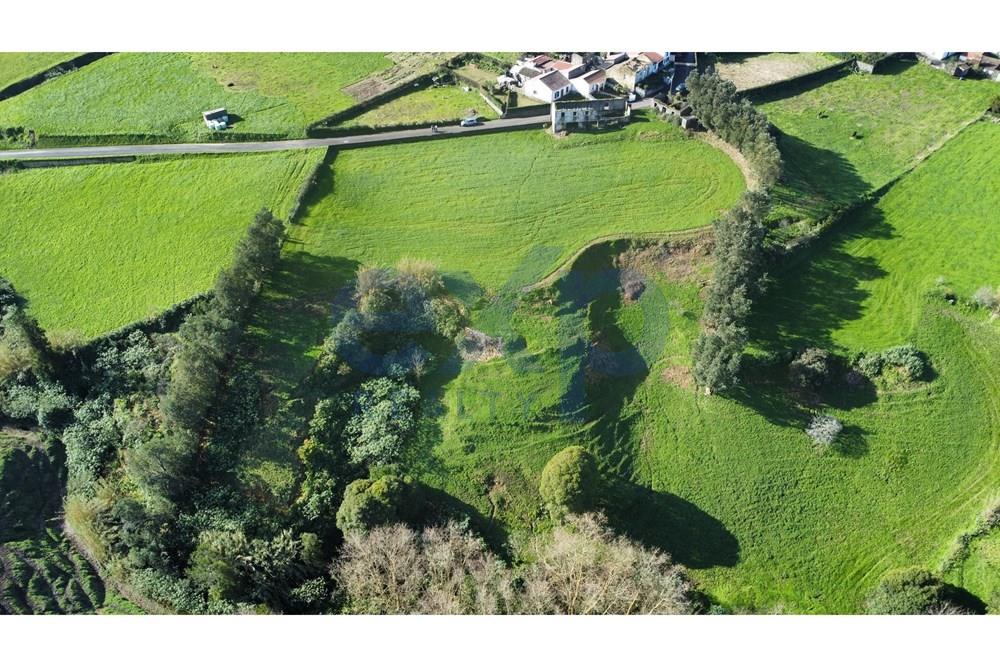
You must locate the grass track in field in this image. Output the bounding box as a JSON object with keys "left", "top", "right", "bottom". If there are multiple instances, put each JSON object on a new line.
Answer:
{"left": 0, "top": 150, "right": 326, "bottom": 337}
{"left": 0, "top": 53, "right": 78, "bottom": 89}
{"left": 760, "top": 61, "right": 996, "bottom": 221}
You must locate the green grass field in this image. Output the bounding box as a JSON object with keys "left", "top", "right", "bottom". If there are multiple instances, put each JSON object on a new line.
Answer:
{"left": 342, "top": 85, "right": 499, "bottom": 127}
{"left": 0, "top": 150, "right": 325, "bottom": 338}
{"left": 395, "top": 120, "right": 1000, "bottom": 612}
{"left": 0, "top": 53, "right": 398, "bottom": 142}
{"left": 234, "top": 118, "right": 744, "bottom": 509}
{"left": 295, "top": 118, "right": 744, "bottom": 289}
{"left": 626, "top": 120, "right": 1000, "bottom": 611}
{"left": 760, "top": 61, "right": 996, "bottom": 222}
{"left": 0, "top": 53, "right": 78, "bottom": 89}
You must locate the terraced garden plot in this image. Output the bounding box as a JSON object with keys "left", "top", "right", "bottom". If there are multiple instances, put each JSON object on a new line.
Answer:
{"left": 0, "top": 150, "right": 325, "bottom": 337}
{"left": 759, "top": 60, "right": 996, "bottom": 222}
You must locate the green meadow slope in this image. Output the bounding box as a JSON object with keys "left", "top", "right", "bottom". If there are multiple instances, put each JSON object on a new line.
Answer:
{"left": 0, "top": 53, "right": 398, "bottom": 142}
{"left": 760, "top": 61, "right": 996, "bottom": 222}
{"left": 0, "top": 150, "right": 325, "bottom": 337}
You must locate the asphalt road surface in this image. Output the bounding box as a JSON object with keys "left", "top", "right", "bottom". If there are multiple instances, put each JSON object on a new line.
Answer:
{"left": 0, "top": 115, "right": 550, "bottom": 161}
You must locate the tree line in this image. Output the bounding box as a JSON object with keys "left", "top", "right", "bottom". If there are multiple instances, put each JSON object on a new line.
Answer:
{"left": 685, "top": 69, "right": 783, "bottom": 187}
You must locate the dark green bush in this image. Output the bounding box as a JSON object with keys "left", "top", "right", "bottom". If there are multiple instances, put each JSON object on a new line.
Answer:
{"left": 864, "top": 567, "right": 956, "bottom": 614}
{"left": 336, "top": 473, "right": 423, "bottom": 533}
{"left": 539, "top": 446, "right": 601, "bottom": 518}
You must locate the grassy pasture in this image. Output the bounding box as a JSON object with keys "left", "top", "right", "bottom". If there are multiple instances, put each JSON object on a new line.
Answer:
{"left": 0, "top": 53, "right": 399, "bottom": 142}
{"left": 759, "top": 61, "right": 996, "bottom": 222}
{"left": 0, "top": 53, "right": 78, "bottom": 89}
{"left": 234, "top": 118, "right": 744, "bottom": 509}
{"left": 713, "top": 52, "right": 840, "bottom": 91}
{"left": 0, "top": 150, "right": 325, "bottom": 338}
{"left": 385, "top": 120, "right": 1000, "bottom": 612}
{"left": 342, "top": 85, "right": 499, "bottom": 127}
{"left": 630, "top": 120, "right": 1000, "bottom": 611}
{"left": 296, "top": 118, "right": 744, "bottom": 290}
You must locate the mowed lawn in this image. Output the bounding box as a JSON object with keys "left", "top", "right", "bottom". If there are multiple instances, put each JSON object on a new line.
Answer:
{"left": 298, "top": 119, "right": 745, "bottom": 290}
{"left": 0, "top": 52, "right": 78, "bottom": 89}
{"left": 342, "top": 85, "right": 499, "bottom": 127}
{"left": 759, "top": 61, "right": 996, "bottom": 221}
{"left": 632, "top": 121, "right": 1000, "bottom": 612}
{"left": 0, "top": 52, "right": 395, "bottom": 142}
{"left": 0, "top": 150, "right": 325, "bottom": 337}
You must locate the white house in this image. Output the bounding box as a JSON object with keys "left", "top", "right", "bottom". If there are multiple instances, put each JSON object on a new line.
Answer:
{"left": 547, "top": 59, "right": 588, "bottom": 80}
{"left": 523, "top": 70, "right": 573, "bottom": 103}
{"left": 607, "top": 52, "right": 669, "bottom": 91}
{"left": 570, "top": 69, "right": 607, "bottom": 98}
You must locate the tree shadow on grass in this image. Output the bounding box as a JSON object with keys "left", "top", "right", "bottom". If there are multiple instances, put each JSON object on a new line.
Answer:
{"left": 752, "top": 205, "right": 892, "bottom": 353}
{"left": 603, "top": 479, "right": 740, "bottom": 569}
{"left": 771, "top": 133, "right": 872, "bottom": 221}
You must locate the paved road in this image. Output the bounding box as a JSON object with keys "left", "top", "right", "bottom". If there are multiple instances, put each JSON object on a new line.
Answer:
{"left": 0, "top": 115, "right": 549, "bottom": 161}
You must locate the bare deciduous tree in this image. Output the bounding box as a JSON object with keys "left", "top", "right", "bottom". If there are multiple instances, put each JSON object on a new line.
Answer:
{"left": 332, "top": 522, "right": 516, "bottom": 614}
{"left": 520, "top": 514, "right": 696, "bottom": 615}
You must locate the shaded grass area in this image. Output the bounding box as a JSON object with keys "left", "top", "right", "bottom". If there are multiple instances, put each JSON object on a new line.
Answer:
{"left": 341, "top": 84, "right": 498, "bottom": 127}
{"left": 0, "top": 150, "right": 326, "bottom": 337}
{"left": 0, "top": 52, "right": 78, "bottom": 89}
{"left": 0, "top": 53, "right": 395, "bottom": 141}
{"left": 760, "top": 61, "right": 996, "bottom": 222}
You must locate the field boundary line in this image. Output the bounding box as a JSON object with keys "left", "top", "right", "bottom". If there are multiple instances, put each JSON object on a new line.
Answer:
{"left": 0, "top": 52, "right": 112, "bottom": 103}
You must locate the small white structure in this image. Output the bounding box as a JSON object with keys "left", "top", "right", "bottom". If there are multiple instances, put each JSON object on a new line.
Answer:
{"left": 523, "top": 70, "right": 573, "bottom": 103}
{"left": 571, "top": 69, "right": 607, "bottom": 98}
{"left": 202, "top": 108, "right": 229, "bottom": 131}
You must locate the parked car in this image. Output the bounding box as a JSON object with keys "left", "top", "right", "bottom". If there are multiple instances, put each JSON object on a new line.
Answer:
{"left": 460, "top": 117, "right": 480, "bottom": 127}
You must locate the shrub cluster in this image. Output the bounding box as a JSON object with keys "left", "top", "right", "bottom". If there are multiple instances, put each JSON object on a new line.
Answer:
{"left": 864, "top": 567, "right": 978, "bottom": 615}
{"left": 806, "top": 414, "right": 843, "bottom": 446}
{"left": 853, "top": 344, "right": 928, "bottom": 383}
{"left": 972, "top": 285, "right": 999, "bottom": 313}
{"left": 685, "top": 70, "right": 782, "bottom": 187}
{"left": 692, "top": 192, "right": 770, "bottom": 393}
{"left": 788, "top": 347, "right": 834, "bottom": 389}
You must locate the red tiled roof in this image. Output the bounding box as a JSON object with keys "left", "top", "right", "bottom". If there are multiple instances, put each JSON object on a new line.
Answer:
{"left": 641, "top": 51, "right": 664, "bottom": 63}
